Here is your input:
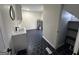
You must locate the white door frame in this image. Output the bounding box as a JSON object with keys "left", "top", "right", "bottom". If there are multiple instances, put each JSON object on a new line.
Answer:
{"left": 73, "top": 28, "right": 79, "bottom": 54}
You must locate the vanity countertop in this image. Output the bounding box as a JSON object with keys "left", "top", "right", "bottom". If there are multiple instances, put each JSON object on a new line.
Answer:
{"left": 12, "top": 30, "right": 26, "bottom": 36}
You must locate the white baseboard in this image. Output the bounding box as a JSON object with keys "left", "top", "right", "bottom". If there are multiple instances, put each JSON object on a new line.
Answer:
{"left": 42, "top": 36, "right": 56, "bottom": 49}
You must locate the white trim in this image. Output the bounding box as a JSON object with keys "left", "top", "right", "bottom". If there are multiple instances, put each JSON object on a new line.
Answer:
{"left": 73, "top": 28, "right": 79, "bottom": 54}
{"left": 42, "top": 36, "right": 56, "bottom": 49}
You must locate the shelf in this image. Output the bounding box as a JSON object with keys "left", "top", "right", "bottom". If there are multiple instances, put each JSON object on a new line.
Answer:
{"left": 66, "top": 36, "right": 76, "bottom": 41}
{"left": 68, "top": 28, "right": 78, "bottom": 32}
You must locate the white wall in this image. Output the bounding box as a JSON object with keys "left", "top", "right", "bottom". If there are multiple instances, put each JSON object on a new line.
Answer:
{"left": 0, "top": 5, "right": 22, "bottom": 51}
{"left": 0, "top": 5, "right": 15, "bottom": 50}
{"left": 21, "top": 11, "right": 43, "bottom": 30}
{"left": 43, "top": 5, "right": 61, "bottom": 49}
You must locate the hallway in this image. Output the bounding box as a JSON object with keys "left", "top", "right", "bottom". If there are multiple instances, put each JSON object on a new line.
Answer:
{"left": 26, "top": 29, "right": 55, "bottom": 55}
{"left": 23, "top": 29, "right": 74, "bottom": 55}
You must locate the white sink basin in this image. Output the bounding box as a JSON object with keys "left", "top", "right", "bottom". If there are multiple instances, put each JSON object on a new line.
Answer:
{"left": 12, "top": 27, "right": 26, "bottom": 36}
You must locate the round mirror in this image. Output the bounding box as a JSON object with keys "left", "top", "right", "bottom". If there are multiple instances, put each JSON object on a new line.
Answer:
{"left": 9, "top": 5, "right": 15, "bottom": 21}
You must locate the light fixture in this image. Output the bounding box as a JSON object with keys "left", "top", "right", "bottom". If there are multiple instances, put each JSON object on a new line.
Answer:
{"left": 26, "top": 8, "right": 30, "bottom": 11}
{"left": 22, "top": 8, "right": 30, "bottom": 11}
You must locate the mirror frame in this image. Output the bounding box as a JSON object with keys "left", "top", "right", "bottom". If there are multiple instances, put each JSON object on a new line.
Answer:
{"left": 9, "top": 5, "right": 15, "bottom": 21}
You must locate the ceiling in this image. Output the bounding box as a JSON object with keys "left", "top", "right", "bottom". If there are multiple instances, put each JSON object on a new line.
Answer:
{"left": 21, "top": 4, "right": 43, "bottom": 12}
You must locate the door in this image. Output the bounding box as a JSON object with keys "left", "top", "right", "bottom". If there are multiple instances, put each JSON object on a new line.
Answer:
{"left": 0, "top": 28, "right": 5, "bottom": 52}
{"left": 0, "top": 11, "right": 5, "bottom": 52}
{"left": 37, "top": 20, "right": 43, "bottom": 30}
